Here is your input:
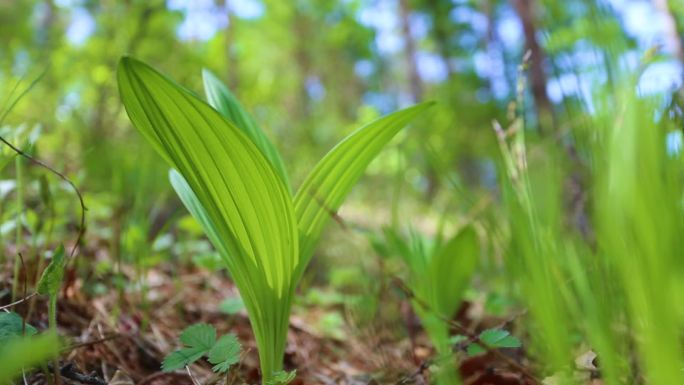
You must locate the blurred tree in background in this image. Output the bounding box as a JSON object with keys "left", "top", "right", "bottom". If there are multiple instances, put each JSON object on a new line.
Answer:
{"left": 0, "top": 0, "right": 682, "bottom": 278}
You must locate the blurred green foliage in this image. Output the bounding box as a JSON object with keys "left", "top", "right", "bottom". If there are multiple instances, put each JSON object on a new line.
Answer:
{"left": 1, "top": 0, "right": 684, "bottom": 384}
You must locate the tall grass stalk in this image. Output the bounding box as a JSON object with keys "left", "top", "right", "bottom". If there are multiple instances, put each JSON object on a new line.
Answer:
{"left": 497, "top": 69, "right": 684, "bottom": 384}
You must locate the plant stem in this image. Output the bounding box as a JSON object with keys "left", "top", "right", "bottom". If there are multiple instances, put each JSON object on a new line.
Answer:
{"left": 48, "top": 294, "right": 61, "bottom": 385}
{"left": 48, "top": 294, "right": 57, "bottom": 332}
{"left": 12, "top": 154, "right": 24, "bottom": 301}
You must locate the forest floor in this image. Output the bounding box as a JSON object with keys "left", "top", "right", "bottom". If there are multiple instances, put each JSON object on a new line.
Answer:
{"left": 1, "top": 253, "right": 551, "bottom": 385}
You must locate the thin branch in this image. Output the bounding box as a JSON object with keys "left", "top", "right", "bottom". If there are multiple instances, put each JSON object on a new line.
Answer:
{"left": 61, "top": 333, "right": 121, "bottom": 353}
{"left": 0, "top": 292, "right": 37, "bottom": 311}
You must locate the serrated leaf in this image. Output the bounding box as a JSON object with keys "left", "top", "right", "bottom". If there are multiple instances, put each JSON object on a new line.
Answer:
{"left": 265, "top": 370, "right": 296, "bottom": 385}
{"left": 0, "top": 312, "right": 37, "bottom": 343}
{"left": 466, "top": 342, "right": 486, "bottom": 356}
{"left": 429, "top": 226, "right": 479, "bottom": 317}
{"left": 219, "top": 297, "right": 245, "bottom": 315}
{"left": 448, "top": 334, "right": 467, "bottom": 345}
{"left": 208, "top": 333, "right": 241, "bottom": 373}
{"left": 162, "top": 323, "right": 217, "bottom": 372}
{"left": 37, "top": 245, "right": 66, "bottom": 297}
{"left": 162, "top": 347, "right": 208, "bottom": 372}
{"left": 180, "top": 323, "right": 216, "bottom": 350}
{"left": 202, "top": 69, "right": 290, "bottom": 189}
{"left": 467, "top": 329, "right": 522, "bottom": 356}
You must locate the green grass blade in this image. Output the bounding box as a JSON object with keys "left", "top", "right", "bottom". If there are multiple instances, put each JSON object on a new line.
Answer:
{"left": 293, "top": 102, "right": 434, "bottom": 277}
{"left": 202, "top": 69, "right": 290, "bottom": 190}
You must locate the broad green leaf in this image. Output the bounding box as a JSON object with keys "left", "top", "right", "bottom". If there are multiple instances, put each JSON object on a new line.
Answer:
{"left": 119, "top": 57, "right": 298, "bottom": 295}
{"left": 162, "top": 347, "right": 208, "bottom": 372}
{"left": 430, "top": 226, "right": 479, "bottom": 317}
{"left": 202, "top": 69, "right": 290, "bottom": 189}
{"left": 0, "top": 312, "right": 37, "bottom": 343}
{"left": 208, "top": 333, "right": 241, "bottom": 373}
{"left": 37, "top": 245, "right": 66, "bottom": 297}
{"left": 293, "top": 102, "right": 433, "bottom": 278}
{"left": 0, "top": 332, "right": 60, "bottom": 382}
{"left": 162, "top": 323, "right": 216, "bottom": 372}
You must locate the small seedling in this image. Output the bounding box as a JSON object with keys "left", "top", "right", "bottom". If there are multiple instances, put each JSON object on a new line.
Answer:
{"left": 37, "top": 244, "right": 67, "bottom": 333}
{"left": 162, "top": 323, "right": 242, "bottom": 374}
{"left": 451, "top": 328, "right": 522, "bottom": 356}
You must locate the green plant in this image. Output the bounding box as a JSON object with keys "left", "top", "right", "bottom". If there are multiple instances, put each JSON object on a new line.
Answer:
{"left": 162, "top": 323, "right": 241, "bottom": 374}
{"left": 36, "top": 245, "right": 66, "bottom": 334}
{"left": 117, "top": 57, "right": 432, "bottom": 382}
{"left": 0, "top": 312, "right": 37, "bottom": 342}
{"left": 457, "top": 328, "right": 522, "bottom": 356}
{"left": 0, "top": 332, "right": 60, "bottom": 383}
{"left": 0, "top": 312, "right": 59, "bottom": 383}
{"left": 373, "top": 225, "right": 479, "bottom": 383}
{"left": 496, "top": 66, "right": 684, "bottom": 384}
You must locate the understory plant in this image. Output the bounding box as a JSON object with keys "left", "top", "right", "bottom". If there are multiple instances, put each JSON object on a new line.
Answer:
{"left": 117, "top": 57, "right": 432, "bottom": 382}
{"left": 373, "top": 225, "right": 479, "bottom": 383}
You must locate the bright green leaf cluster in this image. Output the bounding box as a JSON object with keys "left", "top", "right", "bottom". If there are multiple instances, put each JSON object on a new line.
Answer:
{"left": 162, "top": 323, "right": 241, "bottom": 374}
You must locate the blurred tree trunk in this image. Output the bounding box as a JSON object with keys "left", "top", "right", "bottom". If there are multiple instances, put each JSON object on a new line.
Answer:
{"left": 511, "top": 0, "right": 554, "bottom": 133}
{"left": 426, "top": 0, "right": 456, "bottom": 78}
{"left": 398, "top": 0, "right": 424, "bottom": 102}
